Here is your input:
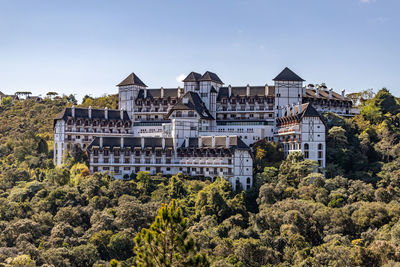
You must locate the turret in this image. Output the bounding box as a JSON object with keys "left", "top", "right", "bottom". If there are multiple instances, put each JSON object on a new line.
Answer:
{"left": 117, "top": 72, "right": 147, "bottom": 119}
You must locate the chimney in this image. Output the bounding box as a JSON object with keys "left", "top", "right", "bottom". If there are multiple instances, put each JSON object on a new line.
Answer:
{"left": 228, "top": 85, "right": 232, "bottom": 97}
{"left": 141, "top": 137, "right": 145, "bottom": 150}
{"left": 71, "top": 106, "right": 75, "bottom": 118}
{"left": 211, "top": 136, "right": 215, "bottom": 147}
{"left": 265, "top": 84, "right": 269, "bottom": 96}
{"left": 198, "top": 137, "right": 202, "bottom": 147}
{"left": 341, "top": 89, "right": 345, "bottom": 99}
{"left": 161, "top": 87, "right": 164, "bottom": 98}
{"left": 316, "top": 86, "right": 320, "bottom": 97}
{"left": 144, "top": 88, "right": 148, "bottom": 98}
{"left": 162, "top": 137, "right": 165, "bottom": 149}
{"left": 178, "top": 86, "right": 182, "bottom": 98}
{"left": 278, "top": 106, "right": 282, "bottom": 117}
{"left": 298, "top": 102, "right": 302, "bottom": 113}
{"left": 100, "top": 136, "right": 103, "bottom": 147}
{"left": 185, "top": 136, "right": 189, "bottom": 148}
{"left": 120, "top": 137, "right": 124, "bottom": 149}
{"left": 120, "top": 108, "right": 124, "bottom": 120}
{"left": 226, "top": 136, "right": 230, "bottom": 147}
{"left": 88, "top": 106, "right": 92, "bottom": 118}
{"left": 104, "top": 107, "right": 108, "bottom": 119}
{"left": 246, "top": 84, "right": 250, "bottom": 97}
{"left": 329, "top": 88, "right": 333, "bottom": 98}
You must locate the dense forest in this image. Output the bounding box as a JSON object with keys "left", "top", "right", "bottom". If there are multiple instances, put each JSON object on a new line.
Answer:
{"left": 1, "top": 89, "right": 400, "bottom": 266}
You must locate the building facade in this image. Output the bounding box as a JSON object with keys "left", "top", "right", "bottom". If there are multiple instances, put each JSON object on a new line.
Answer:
{"left": 53, "top": 67, "right": 358, "bottom": 189}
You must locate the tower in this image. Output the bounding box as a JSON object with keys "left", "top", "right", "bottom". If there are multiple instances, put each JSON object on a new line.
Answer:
{"left": 273, "top": 67, "right": 305, "bottom": 116}
{"left": 117, "top": 72, "right": 147, "bottom": 119}
{"left": 198, "top": 71, "right": 223, "bottom": 110}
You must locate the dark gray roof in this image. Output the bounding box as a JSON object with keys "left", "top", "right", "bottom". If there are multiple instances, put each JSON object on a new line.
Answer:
{"left": 210, "top": 86, "right": 218, "bottom": 94}
{"left": 166, "top": 91, "right": 214, "bottom": 120}
{"left": 117, "top": 73, "right": 147, "bottom": 87}
{"left": 54, "top": 107, "right": 130, "bottom": 124}
{"left": 277, "top": 103, "right": 322, "bottom": 125}
{"left": 179, "top": 136, "right": 250, "bottom": 155}
{"left": 87, "top": 137, "right": 174, "bottom": 151}
{"left": 183, "top": 72, "right": 202, "bottom": 82}
{"left": 200, "top": 71, "right": 223, "bottom": 84}
{"left": 217, "top": 85, "right": 275, "bottom": 100}
{"left": 136, "top": 88, "right": 179, "bottom": 99}
{"left": 273, "top": 67, "right": 305, "bottom": 82}
{"left": 304, "top": 89, "right": 350, "bottom": 101}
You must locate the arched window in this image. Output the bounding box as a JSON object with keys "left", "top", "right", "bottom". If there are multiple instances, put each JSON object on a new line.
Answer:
{"left": 304, "top": 143, "right": 309, "bottom": 158}
{"left": 246, "top": 177, "right": 251, "bottom": 190}
{"left": 235, "top": 178, "right": 241, "bottom": 191}
{"left": 318, "top": 143, "right": 323, "bottom": 159}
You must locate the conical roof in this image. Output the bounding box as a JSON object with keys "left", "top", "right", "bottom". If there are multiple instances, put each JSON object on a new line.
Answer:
{"left": 200, "top": 71, "right": 223, "bottom": 84}
{"left": 273, "top": 67, "right": 305, "bottom": 82}
{"left": 183, "top": 72, "right": 202, "bottom": 82}
{"left": 117, "top": 72, "right": 147, "bottom": 87}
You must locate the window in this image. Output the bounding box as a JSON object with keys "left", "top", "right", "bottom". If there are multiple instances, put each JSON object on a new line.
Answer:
{"left": 318, "top": 143, "right": 323, "bottom": 150}
{"left": 236, "top": 178, "right": 241, "bottom": 190}
{"left": 246, "top": 177, "right": 251, "bottom": 190}
{"left": 304, "top": 143, "right": 309, "bottom": 158}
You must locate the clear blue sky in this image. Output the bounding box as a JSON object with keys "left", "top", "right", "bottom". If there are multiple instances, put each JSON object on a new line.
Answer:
{"left": 0, "top": 0, "right": 399, "bottom": 101}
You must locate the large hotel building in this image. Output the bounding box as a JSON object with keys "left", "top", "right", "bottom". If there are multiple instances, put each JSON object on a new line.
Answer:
{"left": 54, "top": 67, "right": 358, "bottom": 190}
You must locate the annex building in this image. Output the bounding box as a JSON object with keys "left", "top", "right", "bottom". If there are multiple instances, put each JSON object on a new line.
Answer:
{"left": 53, "top": 67, "right": 359, "bottom": 190}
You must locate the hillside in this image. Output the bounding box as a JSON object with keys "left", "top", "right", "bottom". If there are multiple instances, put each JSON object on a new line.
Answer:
{"left": 1, "top": 89, "right": 400, "bottom": 266}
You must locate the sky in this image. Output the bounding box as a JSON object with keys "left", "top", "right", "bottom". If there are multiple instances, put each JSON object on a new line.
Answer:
{"left": 0, "top": 0, "right": 399, "bottom": 101}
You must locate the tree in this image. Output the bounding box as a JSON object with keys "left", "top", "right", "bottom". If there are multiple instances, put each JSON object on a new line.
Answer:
{"left": 1, "top": 96, "right": 13, "bottom": 107}
{"left": 134, "top": 200, "right": 209, "bottom": 267}
{"left": 46, "top": 92, "right": 58, "bottom": 99}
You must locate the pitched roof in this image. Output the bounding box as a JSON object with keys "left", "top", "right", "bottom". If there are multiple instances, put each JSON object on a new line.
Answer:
{"left": 304, "top": 88, "right": 350, "bottom": 101}
{"left": 87, "top": 137, "right": 174, "bottom": 151}
{"left": 277, "top": 103, "right": 323, "bottom": 125}
{"left": 183, "top": 72, "right": 202, "bottom": 82}
{"left": 210, "top": 86, "right": 218, "bottom": 94}
{"left": 200, "top": 71, "right": 223, "bottom": 84}
{"left": 217, "top": 85, "right": 275, "bottom": 100}
{"left": 117, "top": 73, "right": 147, "bottom": 87}
{"left": 136, "top": 88, "right": 179, "bottom": 99}
{"left": 273, "top": 67, "right": 305, "bottom": 82}
{"left": 54, "top": 107, "right": 131, "bottom": 126}
{"left": 166, "top": 91, "right": 214, "bottom": 120}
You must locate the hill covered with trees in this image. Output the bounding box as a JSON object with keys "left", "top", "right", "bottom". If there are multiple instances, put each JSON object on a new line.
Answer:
{"left": 1, "top": 89, "right": 400, "bottom": 266}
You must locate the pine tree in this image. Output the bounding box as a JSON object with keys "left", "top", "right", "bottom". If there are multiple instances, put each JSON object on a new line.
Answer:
{"left": 134, "top": 199, "right": 209, "bottom": 267}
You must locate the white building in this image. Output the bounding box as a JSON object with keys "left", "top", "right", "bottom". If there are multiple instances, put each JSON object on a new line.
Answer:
{"left": 53, "top": 67, "right": 358, "bottom": 189}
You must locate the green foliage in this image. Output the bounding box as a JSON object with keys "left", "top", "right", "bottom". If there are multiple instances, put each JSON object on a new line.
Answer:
{"left": 134, "top": 199, "right": 209, "bottom": 267}
{"left": 1, "top": 96, "right": 13, "bottom": 107}
{"left": 1, "top": 89, "right": 400, "bottom": 266}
